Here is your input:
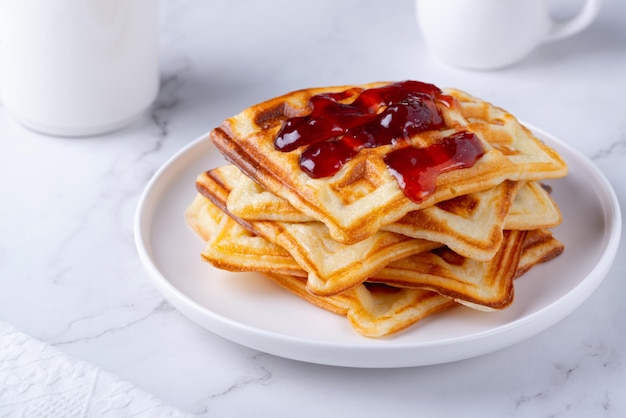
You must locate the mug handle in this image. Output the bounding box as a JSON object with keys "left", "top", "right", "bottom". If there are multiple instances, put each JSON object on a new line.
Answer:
{"left": 546, "top": 0, "right": 602, "bottom": 42}
{"left": 0, "top": 24, "right": 2, "bottom": 103}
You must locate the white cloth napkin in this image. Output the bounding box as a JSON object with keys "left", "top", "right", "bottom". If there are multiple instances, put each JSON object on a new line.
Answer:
{"left": 0, "top": 322, "right": 190, "bottom": 417}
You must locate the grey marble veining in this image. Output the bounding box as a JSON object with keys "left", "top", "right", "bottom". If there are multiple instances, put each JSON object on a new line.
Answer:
{"left": 1, "top": 0, "right": 625, "bottom": 416}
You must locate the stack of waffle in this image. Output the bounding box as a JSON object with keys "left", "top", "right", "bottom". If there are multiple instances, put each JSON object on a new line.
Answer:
{"left": 185, "top": 81, "right": 568, "bottom": 338}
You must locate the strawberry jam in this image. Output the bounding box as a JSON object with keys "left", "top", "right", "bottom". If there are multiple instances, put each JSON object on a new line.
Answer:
{"left": 273, "top": 80, "right": 485, "bottom": 202}
{"left": 384, "top": 131, "right": 484, "bottom": 203}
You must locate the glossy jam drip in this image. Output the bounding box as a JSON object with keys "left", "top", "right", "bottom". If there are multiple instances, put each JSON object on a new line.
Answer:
{"left": 274, "top": 80, "right": 446, "bottom": 178}
{"left": 273, "top": 80, "right": 485, "bottom": 202}
{"left": 384, "top": 131, "right": 485, "bottom": 203}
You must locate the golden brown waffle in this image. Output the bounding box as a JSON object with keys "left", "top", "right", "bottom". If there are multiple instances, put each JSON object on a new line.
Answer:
{"left": 185, "top": 80, "right": 567, "bottom": 337}
{"left": 185, "top": 194, "right": 564, "bottom": 336}
{"left": 266, "top": 274, "right": 456, "bottom": 338}
{"left": 515, "top": 228, "right": 565, "bottom": 278}
{"left": 217, "top": 163, "right": 561, "bottom": 261}
{"left": 448, "top": 88, "right": 567, "bottom": 179}
{"left": 226, "top": 167, "right": 561, "bottom": 233}
{"left": 373, "top": 227, "right": 563, "bottom": 312}
{"left": 194, "top": 165, "right": 440, "bottom": 296}
{"left": 266, "top": 227, "right": 563, "bottom": 337}
{"left": 187, "top": 198, "right": 456, "bottom": 337}
{"left": 226, "top": 168, "right": 313, "bottom": 223}
{"left": 370, "top": 230, "right": 526, "bottom": 310}
{"left": 379, "top": 181, "right": 522, "bottom": 261}
{"left": 505, "top": 182, "right": 562, "bottom": 230}
{"left": 211, "top": 82, "right": 567, "bottom": 245}
{"left": 186, "top": 194, "right": 304, "bottom": 277}
{"left": 187, "top": 186, "right": 563, "bottom": 310}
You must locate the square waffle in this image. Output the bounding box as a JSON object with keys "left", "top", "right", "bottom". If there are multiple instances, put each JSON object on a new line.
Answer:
{"left": 266, "top": 274, "right": 456, "bottom": 338}
{"left": 185, "top": 193, "right": 564, "bottom": 336}
{"left": 189, "top": 172, "right": 561, "bottom": 310}
{"left": 371, "top": 230, "right": 526, "bottom": 310}
{"left": 211, "top": 81, "right": 567, "bottom": 244}
{"left": 211, "top": 164, "right": 561, "bottom": 261}
{"left": 185, "top": 80, "right": 567, "bottom": 337}
{"left": 226, "top": 167, "right": 561, "bottom": 233}
{"left": 186, "top": 194, "right": 304, "bottom": 277}
{"left": 505, "top": 182, "right": 562, "bottom": 230}
{"left": 193, "top": 165, "right": 440, "bottom": 296}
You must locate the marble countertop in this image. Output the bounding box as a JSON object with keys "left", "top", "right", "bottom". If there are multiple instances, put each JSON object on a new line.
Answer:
{"left": 1, "top": 0, "right": 625, "bottom": 416}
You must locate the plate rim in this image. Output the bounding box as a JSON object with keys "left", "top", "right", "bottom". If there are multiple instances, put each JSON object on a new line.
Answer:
{"left": 134, "top": 123, "right": 622, "bottom": 368}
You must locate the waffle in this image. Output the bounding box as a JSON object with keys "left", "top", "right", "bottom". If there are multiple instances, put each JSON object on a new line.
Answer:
{"left": 185, "top": 80, "right": 567, "bottom": 337}
{"left": 185, "top": 193, "right": 564, "bottom": 336}
{"left": 188, "top": 184, "right": 561, "bottom": 310}
{"left": 381, "top": 180, "right": 561, "bottom": 259}
{"left": 268, "top": 226, "right": 563, "bottom": 337}
{"left": 186, "top": 194, "right": 303, "bottom": 277}
{"left": 370, "top": 230, "right": 525, "bottom": 310}
{"left": 515, "top": 227, "right": 565, "bottom": 278}
{"left": 266, "top": 274, "right": 456, "bottom": 338}
{"left": 187, "top": 195, "right": 454, "bottom": 337}
{"left": 505, "top": 182, "right": 562, "bottom": 230}
{"left": 211, "top": 82, "right": 567, "bottom": 244}
{"left": 194, "top": 165, "right": 441, "bottom": 296}
{"left": 216, "top": 163, "right": 561, "bottom": 261}
{"left": 226, "top": 168, "right": 561, "bottom": 232}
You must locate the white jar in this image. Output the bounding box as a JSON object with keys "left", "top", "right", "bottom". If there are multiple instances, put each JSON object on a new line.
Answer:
{"left": 0, "top": 0, "right": 160, "bottom": 136}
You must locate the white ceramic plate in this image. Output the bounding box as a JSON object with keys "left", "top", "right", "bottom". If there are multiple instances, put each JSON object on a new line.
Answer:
{"left": 134, "top": 124, "right": 621, "bottom": 368}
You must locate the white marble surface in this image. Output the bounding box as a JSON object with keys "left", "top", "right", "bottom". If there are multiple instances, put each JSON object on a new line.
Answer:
{"left": 1, "top": 0, "right": 625, "bottom": 416}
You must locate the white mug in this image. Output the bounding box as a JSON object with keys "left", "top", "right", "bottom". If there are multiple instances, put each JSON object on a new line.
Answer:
{"left": 416, "top": 0, "right": 602, "bottom": 70}
{"left": 0, "top": 0, "right": 159, "bottom": 137}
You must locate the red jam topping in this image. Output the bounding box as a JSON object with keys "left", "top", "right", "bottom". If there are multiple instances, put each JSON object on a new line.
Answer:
{"left": 384, "top": 131, "right": 484, "bottom": 203}
{"left": 273, "top": 80, "right": 485, "bottom": 202}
